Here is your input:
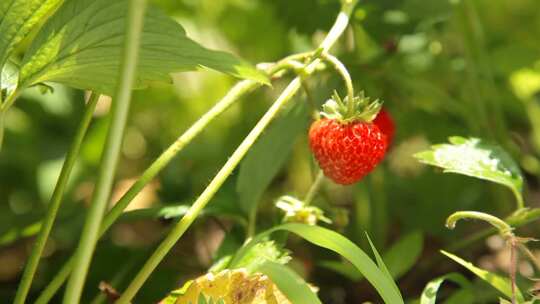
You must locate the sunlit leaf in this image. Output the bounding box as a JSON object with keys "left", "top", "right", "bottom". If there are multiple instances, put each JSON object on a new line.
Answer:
{"left": 420, "top": 272, "right": 470, "bottom": 304}
{"left": 18, "top": 0, "right": 268, "bottom": 95}
{"left": 231, "top": 224, "right": 404, "bottom": 304}
{"left": 0, "top": 0, "right": 62, "bottom": 66}
{"left": 1, "top": 60, "right": 19, "bottom": 96}
{"left": 441, "top": 250, "right": 524, "bottom": 302}
{"left": 414, "top": 137, "right": 523, "bottom": 203}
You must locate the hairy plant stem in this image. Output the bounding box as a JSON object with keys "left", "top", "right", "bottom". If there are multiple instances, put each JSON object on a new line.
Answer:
{"left": 321, "top": 52, "right": 355, "bottom": 116}
{"left": 118, "top": 77, "right": 304, "bottom": 304}
{"left": 62, "top": 1, "right": 147, "bottom": 303}
{"left": 304, "top": 171, "right": 325, "bottom": 206}
{"left": 446, "top": 210, "right": 520, "bottom": 302}
{"left": 509, "top": 237, "right": 517, "bottom": 304}
{"left": 513, "top": 188, "right": 525, "bottom": 210}
{"left": 34, "top": 60, "right": 299, "bottom": 304}
{"left": 13, "top": 93, "right": 100, "bottom": 304}
{"left": 116, "top": 2, "right": 358, "bottom": 302}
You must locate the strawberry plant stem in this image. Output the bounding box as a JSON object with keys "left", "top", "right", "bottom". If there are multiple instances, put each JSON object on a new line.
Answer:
{"left": 117, "top": 76, "right": 305, "bottom": 304}
{"left": 35, "top": 77, "right": 271, "bottom": 304}
{"left": 13, "top": 93, "right": 100, "bottom": 304}
{"left": 116, "top": 2, "right": 358, "bottom": 302}
{"left": 304, "top": 171, "right": 325, "bottom": 205}
{"left": 62, "top": 1, "right": 147, "bottom": 303}
{"left": 321, "top": 52, "right": 355, "bottom": 116}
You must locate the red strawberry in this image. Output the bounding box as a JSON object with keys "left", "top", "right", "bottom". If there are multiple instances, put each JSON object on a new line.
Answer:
{"left": 309, "top": 118, "right": 388, "bottom": 185}
{"left": 373, "top": 109, "right": 395, "bottom": 144}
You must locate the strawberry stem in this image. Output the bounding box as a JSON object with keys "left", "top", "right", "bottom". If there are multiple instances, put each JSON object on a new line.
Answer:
{"left": 321, "top": 52, "right": 355, "bottom": 118}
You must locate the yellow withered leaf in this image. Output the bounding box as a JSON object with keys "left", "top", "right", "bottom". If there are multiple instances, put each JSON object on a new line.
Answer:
{"left": 160, "top": 269, "right": 292, "bottom": 304}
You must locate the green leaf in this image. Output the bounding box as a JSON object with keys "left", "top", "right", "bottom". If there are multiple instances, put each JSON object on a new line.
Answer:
{"left": 0, "top": 0, "right": 62, "bottom": 66}
{"left": 230, "top": 223, "right": 404, "bottom": 304}
{"left": 441, "top": 250, "right": 524, "bottom": 302}
{"left": 319, "top": 232, "right": 423, "bottom": 282}
{"left": 414, "top": 137, "right": 523, "bottom": 204}
{"left": 18, "top": 0, "right": 268, "bottom": 95}
{"left": 366, "top": 233, "right": 402, "bottom": 299}
{"left": 237, "top": 102, "right": 309, "bottom": 214}
{"left": 420, "top": 272, "right": 470, "bottom": 304}
{"left": 382, "top": 231, "right": 424, "bottom": 279}
{"left": 255, "top": 261, "right": 322, "bottom": 304}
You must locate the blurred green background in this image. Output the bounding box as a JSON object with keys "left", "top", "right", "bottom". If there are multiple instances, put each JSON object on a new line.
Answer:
{"left": 2, "top": 0, "right": 540, "bottom": 303}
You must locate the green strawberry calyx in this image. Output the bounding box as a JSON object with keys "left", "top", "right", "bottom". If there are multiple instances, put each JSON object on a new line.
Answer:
{"left": 321, "top": 90, "right": 383, "bottom": 124}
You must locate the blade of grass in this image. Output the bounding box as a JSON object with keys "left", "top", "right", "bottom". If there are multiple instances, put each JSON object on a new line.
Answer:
{"left": 62, "top": 1, "right": 147, "bottom": 302}
{"left": 441, "top": 250, "right": 524, "bottom": 302}
{"left": 366, "top": 233, "right": 403, "bottom": 300}
{"left": 230, "top": 224, "right": 403, "bottom": 304}
{"left": 13, "top": 93, "right": 100, "bottom": 304}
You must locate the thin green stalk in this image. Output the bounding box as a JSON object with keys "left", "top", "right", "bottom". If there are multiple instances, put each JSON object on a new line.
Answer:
{"left": 63, "top": 1, "right": 147, "bottom": 303}
{"left": 13, "top": 93, "right": 100, "bottom": 304}
{"left": 304, "top": 171, "right": 325, "bottom": 205}
{"left": 116, "top": 2, "right": 357, "bottom": 302}
{"left": 35, "top": 77, "right": 271, "bottom": 304}
{"left": 321, "top": 52, "right": 354, "bottom": 115}
{"left": 116, "top": 77, "right": 304, "bottom": 304}
{"left": 512, "top": 188, "right": 525, "bottom": 210}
